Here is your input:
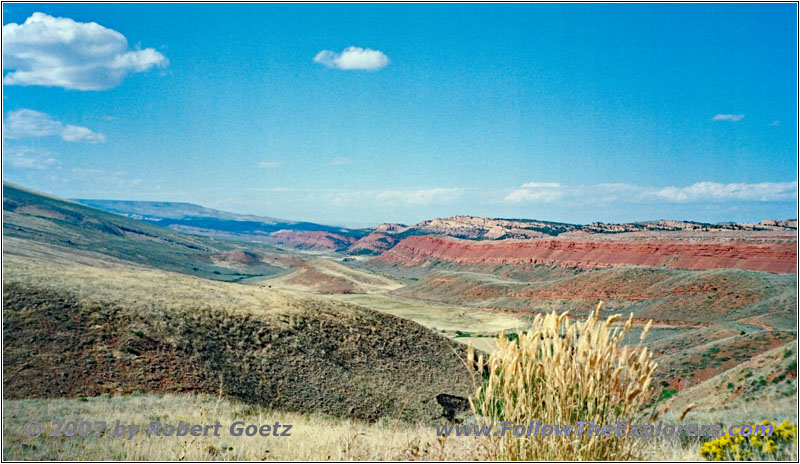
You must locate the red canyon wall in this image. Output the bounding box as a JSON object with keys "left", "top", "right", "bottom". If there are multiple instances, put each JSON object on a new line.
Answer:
{"left": 377, "top": 236, "right": 797, "bottom": 274}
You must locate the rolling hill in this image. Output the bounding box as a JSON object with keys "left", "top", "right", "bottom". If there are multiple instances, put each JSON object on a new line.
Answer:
{"left": 4, "top": 182, "right": 291, "bottom": 282}
{"left": 75, "top": 198, "right": 369, "bottom": 252}
{"left": 3, "top": 182, "right": 796, "bottom": 423}
{"left": 70, "top": 200, "right": 798, "bottom": 257}
{"left": 3, "top": 184, "right": 476, "bottom": 423}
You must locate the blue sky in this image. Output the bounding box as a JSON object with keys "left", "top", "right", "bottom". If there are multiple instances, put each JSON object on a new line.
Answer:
{"left": 2, "top": 3, "right": 797, "bottom": 227}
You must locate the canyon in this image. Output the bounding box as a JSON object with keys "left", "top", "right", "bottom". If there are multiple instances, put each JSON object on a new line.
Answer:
{"left": 376, "top": 234, "right": 797, "bottom": 274}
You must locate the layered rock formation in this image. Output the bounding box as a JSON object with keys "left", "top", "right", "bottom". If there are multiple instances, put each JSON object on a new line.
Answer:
{"left": 377, "top": 235, "right": 797, "bottom": 274}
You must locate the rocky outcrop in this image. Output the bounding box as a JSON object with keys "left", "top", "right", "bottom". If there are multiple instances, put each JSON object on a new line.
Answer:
{"left": 377, "top": 235, "right": 797, "bottom": 274}
{"left": 383, "top": 216, "right": 797, "bottom": 243}
{"left": 373, "top": 223, "right": 410, "bottom": 234}
{"left": 760, "top": 219, "right": 798, "bottom": 229}
{"left": 412, "top": 216, "right": 559, "bottom": 239}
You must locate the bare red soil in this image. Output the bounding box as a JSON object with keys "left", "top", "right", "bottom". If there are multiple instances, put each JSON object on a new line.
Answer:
{"left": 214, "top": 249, "right": 262, "bottom": 265}
{"left": 268, "top": 230, "right": 357, "bottom": 251}
{"left": 378, "top": 236, "right": 797, "bottom": 273}
{"left": 348, "top": 232, "right": 401, "bottom": 254}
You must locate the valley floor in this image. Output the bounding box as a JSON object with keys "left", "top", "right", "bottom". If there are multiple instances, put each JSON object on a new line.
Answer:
{"left": 3, "top": 182, "right": 797, "bottom": 461}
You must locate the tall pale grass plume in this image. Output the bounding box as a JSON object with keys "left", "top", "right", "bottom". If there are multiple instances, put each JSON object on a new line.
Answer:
{"left": 468, "top": 302, "right": 658, "bottom": 460}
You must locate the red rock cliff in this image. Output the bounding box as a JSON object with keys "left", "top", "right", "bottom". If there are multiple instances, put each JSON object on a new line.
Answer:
{"left": 377, "top": 236, "right": 797, "bottom": 274}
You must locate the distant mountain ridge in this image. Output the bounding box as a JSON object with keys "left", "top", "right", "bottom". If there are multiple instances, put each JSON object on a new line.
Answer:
{"left": 74, "top": 198, "right": 369, "bottom": 251}
{"left": 3, "top": 183, "right": 288, "bottom": 282}
{"left": 76, "top": 199, "right": 286, "bottom": 223}
{"left": 73, "top": 199, "right": 797, "bottom": 255}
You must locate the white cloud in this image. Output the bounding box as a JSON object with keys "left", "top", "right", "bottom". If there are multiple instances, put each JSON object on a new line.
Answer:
{"left": 711, "top": 114, "right": 745, "bottom": 122}
{"left": 2, "top": 12, "right": 168, "bottom": 90}
{"left": 258, "top": 161, "right": 283, "bottom": 168}
{"left": 328, "top": 156, "right": 353, "bottom": 166}
{"left": 3, "top": 109, "right": 105, "bottom": 143}
{"left": 769, "top": 120, "right": 780, "bottom": 126}
{"left": 3, "top": 147, "right": 60, "bottom": 170}
{"left": 314, "top": 47, "right": 389, "bottom": 71}
{"left": 656, "top": 181, "right": 797, "bottom": 202}
{"left": 505, "top": 181, "right": 797, "bottom": 204}
{"left": 61, "top": 124, "right": 106, "bottom": 143}
{"left": 504, "top": 182, "right": 565, "bottom": 203}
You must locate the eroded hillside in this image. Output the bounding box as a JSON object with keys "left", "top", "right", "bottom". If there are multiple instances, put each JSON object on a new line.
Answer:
{"left": 3, "top": 250, "right": 474, "bottom": 423}
{"left": 375, "top": 235, "right": 797, "bottom": 273}
{"left": 2, "top": 184, "right": 476, "bottom": 423}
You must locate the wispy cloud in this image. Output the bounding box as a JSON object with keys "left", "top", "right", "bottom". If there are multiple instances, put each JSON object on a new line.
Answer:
{"left": 3, "top": 109, "right": 106, "bottom": 143}
{"left": 503, "top": 182, "right": 566, "bottom": 203}
{"left": 769, "top": 120, "right": 780, "bottom": 126}
{"left": 2, "top": 12, "right": 168, "bottom": 90}
{"left": 656, "top": 181, "right": 797, "bottom": 202}
{"left": 258, "top": 161, "right": 283, "bottom": 168}
{"left": 711, "top": 114, "right": 745, "bottom": 122}
{"left": 505, "top": 181, "right": 796, "bottom": 204}
{"left": 328, "top": 157, "right": 353, "bottom": 166}
{"left": 61, "top": 125, "right": 106, "bottom": 143}
{"left": 314, "top": 46, "right": 389, "bottom": 71}
{"left": 3, "top": 147, "right": 60, "bottom": 170}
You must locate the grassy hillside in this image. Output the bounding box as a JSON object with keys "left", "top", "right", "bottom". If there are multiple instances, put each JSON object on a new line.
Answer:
{"left": 365, "top": 263, "right": 796, "bottom": 400}
{"left": 385, "top": 266, "right": 796, "bottom": 329}
{"left": 3, "top": 183, "right": 796, "bottom": 459}
{"left": 74, "top": 199, "right": 286, "bottom": 222}
{"left": 4, "top": 182, "right": 287, "bottom": 282}
{"left": 6, "top": 392, "right": 795, "bottom": 461}
{"left": 3, "top": 252, "right": 474, "bottom": 423}
{"left": 75, "top": 198, "right": 369, "bottom": 243}
{"left": 2, "top": 394, "right": 486, "bottom": 461}
{"left": 3, "top": 183, "right": 478, "bottom": 424}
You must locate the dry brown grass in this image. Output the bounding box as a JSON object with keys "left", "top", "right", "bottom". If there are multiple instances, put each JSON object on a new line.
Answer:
{"left": 468, "top": 302, "right": 658, "bottom": 460}
{"left": 3, "top": 245, "right": 475, "bottom": 423}
{"left": 2, "top": 394, "right": 485, "bottom": 461}
{"left": 5, "top": 393, "right": 795, "bottom": 461}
